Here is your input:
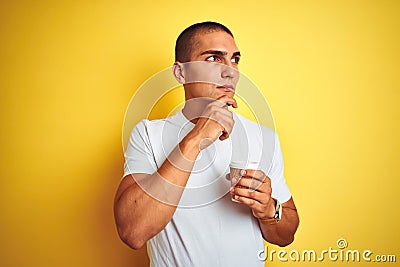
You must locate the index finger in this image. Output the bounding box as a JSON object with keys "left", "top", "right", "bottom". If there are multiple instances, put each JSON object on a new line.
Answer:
{"left": 215, "top": 95, "right": 238, "bottom": 109}
{"left": 241, "top": 169, "right": 267, "bottom": 183}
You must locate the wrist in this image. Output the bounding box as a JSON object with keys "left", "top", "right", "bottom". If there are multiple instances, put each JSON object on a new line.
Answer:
{"left": 180, "top": 132, "right": 202, "bottom": 160}
{"left": 184, "top": 127, "right": 216, "bottom": 152}
{"left": 258, "top": 198, "right": 282, "bottom": 225}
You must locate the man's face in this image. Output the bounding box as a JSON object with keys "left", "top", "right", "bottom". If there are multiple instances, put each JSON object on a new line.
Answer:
{"left": 182, "top": 30, "right": 241, "bottom": 100}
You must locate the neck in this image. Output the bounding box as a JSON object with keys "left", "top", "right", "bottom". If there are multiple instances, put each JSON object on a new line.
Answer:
{"left": 182, "top": 97, "right": 213, "bottom": 124}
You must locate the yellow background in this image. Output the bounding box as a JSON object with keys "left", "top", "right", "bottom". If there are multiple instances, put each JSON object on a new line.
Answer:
{"left": 1, "top": 0, "right": 399, "bottom": 266}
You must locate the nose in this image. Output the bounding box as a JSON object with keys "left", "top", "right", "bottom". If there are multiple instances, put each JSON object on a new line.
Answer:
{"left": 221, "top": 64, "right": 238, "bottom": 80}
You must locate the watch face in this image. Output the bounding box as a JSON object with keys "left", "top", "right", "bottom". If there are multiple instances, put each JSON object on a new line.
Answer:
{"left": 274, "top": 200, "right": 282, "bottom": 220}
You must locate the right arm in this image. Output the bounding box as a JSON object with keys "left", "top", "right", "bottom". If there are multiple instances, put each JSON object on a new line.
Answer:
{"left": 114, "top": 132, "right": 201, "bottom": 249}
{"left": 113, "top": 96, "right": 237, "bottom": 249}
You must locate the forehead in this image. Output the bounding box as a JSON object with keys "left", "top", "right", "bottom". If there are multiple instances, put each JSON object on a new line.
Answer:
{"left": 191, "top": 31, "right": 239, "bottom": 57}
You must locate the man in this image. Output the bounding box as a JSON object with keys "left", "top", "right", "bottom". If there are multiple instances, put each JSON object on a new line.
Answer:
{"left": 114, "top": 22, "right": 299, "bottom": 266}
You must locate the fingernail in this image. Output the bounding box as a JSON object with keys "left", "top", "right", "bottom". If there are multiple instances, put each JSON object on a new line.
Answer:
{"left": 232, "top": 178, "right": 237, "bottom": 184}
{"left": 240, "top": 169, "right": 246, "bottom": 176}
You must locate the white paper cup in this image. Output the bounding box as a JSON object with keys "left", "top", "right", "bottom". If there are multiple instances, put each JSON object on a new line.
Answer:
{"left": 229, "top": 161, "right": 260, "bottom": 202}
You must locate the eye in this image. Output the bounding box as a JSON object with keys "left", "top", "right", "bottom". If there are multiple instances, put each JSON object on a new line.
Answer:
{"left": 231, "top": 56, "right": 240, "bottom": 64}
{"left": 206, "top": 56, "right": 222, "bottom": 62}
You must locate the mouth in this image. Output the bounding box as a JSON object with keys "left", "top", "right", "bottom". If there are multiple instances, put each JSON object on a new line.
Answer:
{"left": 216, "top": 84, "right": 235, "bottom": 93}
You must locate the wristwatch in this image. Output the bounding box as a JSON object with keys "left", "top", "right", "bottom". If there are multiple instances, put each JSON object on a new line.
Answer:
{"left": 258, "top": 198, "right": 282, "bottom": 225}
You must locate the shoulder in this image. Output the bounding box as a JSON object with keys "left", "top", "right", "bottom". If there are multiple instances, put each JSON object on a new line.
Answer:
{"left": 134, "top": 115, "right": 175, "bottom": 131}
{"left": 130, "top": 114, "right": 183, "bottom": 144}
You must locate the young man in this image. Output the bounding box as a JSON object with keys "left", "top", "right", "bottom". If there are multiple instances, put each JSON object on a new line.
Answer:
{"left": 114, "top": 22, "right": 299, "bottom": 266}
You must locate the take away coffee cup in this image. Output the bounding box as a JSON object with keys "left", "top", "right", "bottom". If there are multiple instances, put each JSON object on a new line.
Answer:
{"left": 229, "top": 161, "right": 260, "bottom": 202}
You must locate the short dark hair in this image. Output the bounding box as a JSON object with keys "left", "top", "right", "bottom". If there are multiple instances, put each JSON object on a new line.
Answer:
{"left": 175, "top": 21, "right": 234, "bottom": 62}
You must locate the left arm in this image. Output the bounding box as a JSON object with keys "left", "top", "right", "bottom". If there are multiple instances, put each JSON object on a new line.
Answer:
{"left": 230, "top": 170, "right": 299, "bottom": 247}
{"left": 258, "top": 197, "right": 299, "bottom": 246}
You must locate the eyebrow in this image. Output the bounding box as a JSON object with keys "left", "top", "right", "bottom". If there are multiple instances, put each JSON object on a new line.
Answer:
{"left": 200, "top": 50, "right": 241, "bottom": 57}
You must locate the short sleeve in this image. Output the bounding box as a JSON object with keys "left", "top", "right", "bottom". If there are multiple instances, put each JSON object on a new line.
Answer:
{"left": 268, "top": 133, "right": 292, "bottom": 203}
{"left": 123, "top": 120, "right": 158, "bottom": 177}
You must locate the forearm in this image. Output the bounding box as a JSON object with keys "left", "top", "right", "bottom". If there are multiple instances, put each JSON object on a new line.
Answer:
{"left": 259, "top": 199, "right": 299, "bottom": 247}
{"left": 114, "top": 133, "right": 201, "bottom": 249}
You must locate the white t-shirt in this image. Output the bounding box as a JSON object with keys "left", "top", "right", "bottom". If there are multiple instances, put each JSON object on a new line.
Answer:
{"left": 124, "top": 111, "right": 291, "bottom": 267}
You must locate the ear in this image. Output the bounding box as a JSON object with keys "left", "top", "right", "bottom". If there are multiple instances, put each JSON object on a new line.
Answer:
{"left": 172, "top": 62, "right": 185, "bottom": 84}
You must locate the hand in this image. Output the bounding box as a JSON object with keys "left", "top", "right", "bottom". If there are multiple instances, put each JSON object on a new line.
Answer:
{"left": 229, "top": 169, "right": 276, "bottom": 220}
{"left": 191, "top": 96, "right": 238, "bottom": 149}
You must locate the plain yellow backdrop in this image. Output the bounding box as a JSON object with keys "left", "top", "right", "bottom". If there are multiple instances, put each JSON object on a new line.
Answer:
{"left": 1, "top": 0, "right": 399, "bottom": 266}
